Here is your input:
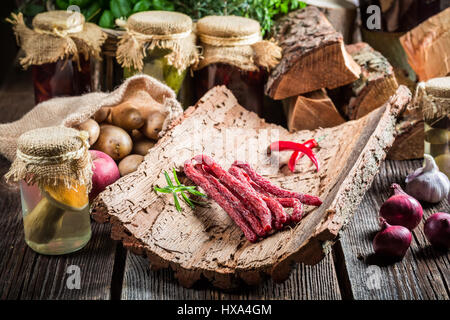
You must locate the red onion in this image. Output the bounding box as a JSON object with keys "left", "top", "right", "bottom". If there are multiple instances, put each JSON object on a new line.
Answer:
{"left": 424, "top": 212, "right": 450, "bottom": 249}
{"left": 379, "top": 183, "right": 423, "bottom": 230}
{"left": 373, "top": 218, "right": 412, "bottom": 260}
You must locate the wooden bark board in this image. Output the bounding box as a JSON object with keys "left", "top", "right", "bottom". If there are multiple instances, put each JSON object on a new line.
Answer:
{"left": 400, "top": 7, "right": 450, "bottom": 82}
{"left": 92, "top": 85, "right": 411, "bottom": 289}
{"left": 0, "top": 68, "right": 118, "bottom": 300}
{"left": 336, "top": 160, "right": 450, "bottom": 299}
{"left": 265, "top": 6, "right": 361, "bottom": 100}
{"left": 121, "top": 252, "right": 341, "bottom": 299}
{"left": 345, "top": 42, "right": 398, "bottom": 120}
{"left": 286, "top": 89, "right": 345, "bottom": 132}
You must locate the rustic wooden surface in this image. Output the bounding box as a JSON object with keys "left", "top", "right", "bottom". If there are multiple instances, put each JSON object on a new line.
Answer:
{"left": 0, "top": 66, "right": 448, "bottom": 299}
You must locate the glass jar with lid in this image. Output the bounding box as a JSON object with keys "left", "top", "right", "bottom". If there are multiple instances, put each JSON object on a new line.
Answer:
{"left": 418, "top": 77, "right": 450, "bottom": 177}
{"left": 116, "top": 11, "right": 199, "bottom": 99}
{"left": 194, "top": 15, "right": 281, "bottom": 116}
{"left": 8, "top": 11, "right": 106, "bottom": 104}
{"left": 6, "top": 127, "right": 93, "bottom": 255}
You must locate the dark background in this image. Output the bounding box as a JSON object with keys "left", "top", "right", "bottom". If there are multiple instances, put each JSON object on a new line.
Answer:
{"left": 0, "top": 1, "right": 20, "bottom": 86}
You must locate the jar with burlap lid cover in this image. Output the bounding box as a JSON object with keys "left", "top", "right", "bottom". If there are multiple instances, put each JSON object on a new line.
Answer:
{"left": 194, "top": 15, "right": 282, "bottom": 116}
{"left": 7, "top": 10, "right": 106, "bottom": 104}
{"left": 116, "top": 11, "right": 199, "bottom": 95}
{"left": 5, "top": 126, "right": 93, "bottom": 255}
{"left": 417, "top": 77, "right": 450, "bottom": 177}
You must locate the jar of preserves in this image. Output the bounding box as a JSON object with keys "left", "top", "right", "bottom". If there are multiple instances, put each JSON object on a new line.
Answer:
{"left": 8, "top": 11, "right": 106, "bottom": 104}
{"left": 194, "top": 16, "right": 281, "bottom": 116}
{"left": 418, "top": 77, "right": 450, "bottom": 177}
{"left": 116, "top": 11, "right": 199, "bottom": 98}
{"left": 6, "top": 127, "right": 93, "bottom": 255}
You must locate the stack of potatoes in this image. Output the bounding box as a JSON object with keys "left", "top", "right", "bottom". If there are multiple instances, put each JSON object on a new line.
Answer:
{"left": 75, "top": 95, "right": 167, "bottom": 177}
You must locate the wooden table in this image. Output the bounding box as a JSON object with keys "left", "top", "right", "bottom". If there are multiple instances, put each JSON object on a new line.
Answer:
{"left": 0, "top": 65, "right": 448, "bottom": 300}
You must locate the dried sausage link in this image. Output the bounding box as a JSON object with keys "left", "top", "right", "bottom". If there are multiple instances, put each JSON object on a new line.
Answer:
{"left": 278, "top": 198, "right": 303, "bottom": 223}
{"left": 184, "top": 161, "right": 258, "bottom": 242}
{"left": 194, "top": 155, "right": 273, "bottom": 232}
{"left": 232, "top": 161, "right": 322, "bottom": 207}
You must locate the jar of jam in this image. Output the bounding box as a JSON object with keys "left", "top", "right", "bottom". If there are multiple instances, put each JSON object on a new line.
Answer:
{"left": 6, "top": 127, "right": 92, "bottom": 255}
{"left": 8, "top": 11, "right": 106, "bottom": 104}
{"left": 117, "top": 11, "right": 199, "bottom": 97}
{"left": 419, "top": 77, "right": 450, "bottom": 177}
{"left": 194, "top": 16, "right": 281, "bottom": 116}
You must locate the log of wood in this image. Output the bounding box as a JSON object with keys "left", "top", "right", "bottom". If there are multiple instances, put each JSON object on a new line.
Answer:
{"left": 400, "top": 7, "right": 450, "bottom": 82}
{"left": 345, "top": 42, "right": 399, "bottom": 119}
{"left": 286, "top": 89, "right": 345, "bottom": 131}
{"left": 91, "top": 85, "right": 411, "bottom": 289}
{"left": 265, "top": 6, "right": 361, "bottom": 100}
{"left": 303, "top": 0, "right": 357, "bottom": 43}
{"left": 387, "top": 107, "right": 424, "bottom": 160}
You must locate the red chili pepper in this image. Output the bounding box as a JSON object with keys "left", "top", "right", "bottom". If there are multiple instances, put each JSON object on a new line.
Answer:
{"left": 269, "top": 140, "right": 320, "bottom": 172}
{"left": 288, "top": 139, "right": 317, "bottom": 172}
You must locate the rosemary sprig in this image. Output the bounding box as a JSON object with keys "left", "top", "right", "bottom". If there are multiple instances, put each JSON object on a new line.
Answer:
{"left": 154, "top": 169, "right": 207, "bottom": 212}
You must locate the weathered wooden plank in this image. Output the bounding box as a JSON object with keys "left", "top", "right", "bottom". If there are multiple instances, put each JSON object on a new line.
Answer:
{"left": 121, "top": 251, "right": 341, "bottom": 300}
{"left": 0, "top": 67, "right": 119, "bottom": 300}
{"left": 337, "top": 160, "right": 450, "bottom": 300}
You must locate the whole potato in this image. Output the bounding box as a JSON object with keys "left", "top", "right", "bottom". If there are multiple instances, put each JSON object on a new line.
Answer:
{"left": 92, "top": 125, "right": 133, "bottom": 161}
{"left": 75, "top": 119, "right": 100, "bottom": 146}
{"left": 132, "top": 139, "right": 155, "bottom": 156}
{"left": 131, "top": 129, "right": 144, "bottom": 141}
{"left": 110, "top": 102, "right": 144, "bottom": 131}
{"left": 140, "top": 110, "right": 166, "bottom": 140}
{"left": 118, "top": 154, "right": 144, "bottom": 176}
{"left": 93, "top": 107, "right": 110, "bottom": 123}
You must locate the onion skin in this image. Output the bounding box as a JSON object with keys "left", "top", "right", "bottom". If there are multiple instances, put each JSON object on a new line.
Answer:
{"left": 373, "top": 219, "right": 412, "bottom": 261}
{"left": 380, "top": 184, "right": 423, "bottom": 230}
{"left": 424, "top": 212, "right": 450, "bottom": 249}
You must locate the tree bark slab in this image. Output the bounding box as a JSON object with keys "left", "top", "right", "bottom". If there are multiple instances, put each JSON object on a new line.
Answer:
{"left": 286, "top": 89, "right": 345, "bottom": 131}
{"left": 345, "top": 42, "right": 398, "bottom": 120}
{"left": 265, "top": 6, "right": 361, "bottom": 100}
{"left": 91, "top": 85, "right": 411, "bottom": 289}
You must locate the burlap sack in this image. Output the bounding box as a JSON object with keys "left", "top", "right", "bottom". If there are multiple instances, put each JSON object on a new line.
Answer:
{"left": 116, "top": 11, "right": 199, "bottom": 73}
{"left": 7, "top": 11, "right": 106, "bottom": 69}
{"left": 195, "top": 15, "right": 282, "bottom": 72}
{"left": 0, "top": 74, "right": 183, "bottom": 162}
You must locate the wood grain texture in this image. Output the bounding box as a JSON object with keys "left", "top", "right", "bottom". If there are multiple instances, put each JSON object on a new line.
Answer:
{"left": 265, "top": 6, "right": 361, "bottom": 100}
{"left": 337, "top": 160, "right": 450, "bottom": 300}
{"left": 92, "top": 84, "right": 411, "bottom": 289}
{"left": 121, "top": 250, "right": 341, "bottom": 300}
{"left": 286, "top": 89, "right": 345, "bottom": 132}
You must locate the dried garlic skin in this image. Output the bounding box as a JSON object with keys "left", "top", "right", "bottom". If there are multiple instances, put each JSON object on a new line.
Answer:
{"left": 406, "top": 154, "right": 450, "bottom": 203}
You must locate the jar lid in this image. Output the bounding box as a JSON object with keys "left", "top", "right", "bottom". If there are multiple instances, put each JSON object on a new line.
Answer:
{"left": 127, "top": 11, "right": 192, "bottom": 35}
{"left": 196, "top": 15, "right": 261, "bottom": 44}
{"left": 32, "top": 10, "right": 85, "bottom": 34}
{"left": 416, "top": 76, "right": 450, "bottom": 121}
{"left": 6, "top": 126, "right": 92, "bottom": 190}
{"left": 424, "top": 77, "right": 450, "bottom": 99}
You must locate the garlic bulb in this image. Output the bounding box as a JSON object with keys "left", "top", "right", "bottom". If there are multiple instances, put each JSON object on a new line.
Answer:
{"left": 406, "top": 154, "right": 449, "bottom": 203}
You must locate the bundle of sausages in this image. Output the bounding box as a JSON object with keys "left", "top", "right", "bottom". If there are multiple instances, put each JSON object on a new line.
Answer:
{"left": 184, "top": 155, "right": 322, "bottom": 242}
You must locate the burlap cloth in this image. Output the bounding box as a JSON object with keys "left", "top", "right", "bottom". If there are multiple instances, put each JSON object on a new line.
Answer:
{"left": 116, "top": 11, "right": 199, "bottom": 73}
{"left": 195, "top": 15, "right": 282, "bottom": 72}
{"left": 0, "top": 74, "right": 183, "bottom": 162}
{"left": 415, "top": 76, "right": 450, "bottom": 121}
{"left": 7, "top": 11, "right": 106, "bottom": 69}
{"left": 5, "top": 127, "right": 92, "bottom": 190}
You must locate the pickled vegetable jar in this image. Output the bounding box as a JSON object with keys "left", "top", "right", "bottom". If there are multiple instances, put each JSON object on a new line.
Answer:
{"left": 117, "top": 11, "right": 199, "bottom": 95}
{"left": 8, "top": 10, "right": 106, "bottom": 104}
{"left": 419, "top": 77, "right": 450, "bottom": 177}
{"left": 6, "top": 127, "right": 93, "bottom": 255}
{"left": 194, "top": 16, "right": 281, "bottom": 116}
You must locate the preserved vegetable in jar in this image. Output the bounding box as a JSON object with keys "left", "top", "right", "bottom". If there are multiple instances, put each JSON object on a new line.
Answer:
{"left": 6, "top": 127, "right": 93, "bottom": 255}
{"left": 194, "top": 15, "right": 281, "bottom": 116}
{"left": 418, "top": 77, "right": 450, "bottom": 177}
{"left": 7, "top": 11, "right": 106, "bottom": 104}
{"left": 117, "top": 11, "right": 199, "bottom": 97}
